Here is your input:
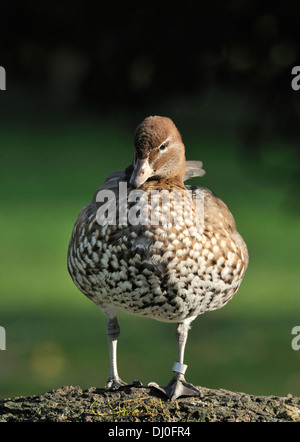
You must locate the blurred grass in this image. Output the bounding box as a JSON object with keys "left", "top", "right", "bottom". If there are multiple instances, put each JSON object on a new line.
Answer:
{"left": 1, "top": 119, "right": 300, "bottom": 399}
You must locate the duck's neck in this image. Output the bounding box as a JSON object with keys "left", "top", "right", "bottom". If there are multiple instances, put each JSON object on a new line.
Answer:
{"left": 147, "top": 155, "right": 186, "bottom": 190}
{"left": 172, "top": 153, "right": 186, "bottom": 185}
{"left": 142, "top": 174, "right": 186, "bottom": 191}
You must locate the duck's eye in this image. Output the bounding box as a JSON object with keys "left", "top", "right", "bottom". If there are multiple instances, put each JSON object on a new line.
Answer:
{"left": 159, "top": 143, "right": 167, "bottom": 151}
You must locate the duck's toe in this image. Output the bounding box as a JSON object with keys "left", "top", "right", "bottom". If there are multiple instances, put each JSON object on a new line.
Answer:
{"left": 148, "top": 373, "right": 200, "bottom": 401}
{"left": 106, "top": 377, "right": 143, "bottom": 390}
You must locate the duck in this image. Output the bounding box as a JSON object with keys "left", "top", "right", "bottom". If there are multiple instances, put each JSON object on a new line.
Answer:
{"left": 67, "top": 115, "right": 248, "bottom": 400}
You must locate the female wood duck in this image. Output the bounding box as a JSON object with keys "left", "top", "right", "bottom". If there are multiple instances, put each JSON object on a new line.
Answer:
{"left": 67, "top": 116, "right": 248, "bottom": 400}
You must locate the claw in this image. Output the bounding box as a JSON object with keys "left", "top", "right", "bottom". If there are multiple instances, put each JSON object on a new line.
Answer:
{"left": 106, "top": 378, "right": 143, "bottom": 390}
{"left": 106, "top": 377, "right": 127, "bottom": 390}
{"left": 148, "top": 373, "right": 200, "bottom": 401}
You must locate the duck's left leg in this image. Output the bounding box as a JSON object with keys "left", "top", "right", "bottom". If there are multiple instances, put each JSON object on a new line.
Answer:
{"left": 149, "top": 319, "right": 200, "bottom": 400}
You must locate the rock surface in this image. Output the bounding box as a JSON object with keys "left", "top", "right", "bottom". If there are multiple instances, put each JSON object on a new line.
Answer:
{"left": 0, "top": 384, "right": 300, "bottom": 422}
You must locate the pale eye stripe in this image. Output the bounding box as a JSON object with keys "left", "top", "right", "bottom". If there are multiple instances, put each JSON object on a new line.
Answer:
{"left": 158, "top": 137, "right": 171, "bottom": 150}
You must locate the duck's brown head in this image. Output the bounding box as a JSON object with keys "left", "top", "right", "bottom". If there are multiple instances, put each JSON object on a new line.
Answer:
{"left": 129, "top": 116, "right": 186, "bottom": 188}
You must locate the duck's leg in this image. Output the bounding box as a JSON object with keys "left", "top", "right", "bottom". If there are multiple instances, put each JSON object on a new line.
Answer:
{"left": 106, "top": 316, "right": 142, "bottom": 389}
{"left": 149, "top": 320, "right": 200, "bottom": 400}
{"left": 106, "top": 316, "right": 126, "bottom": 389}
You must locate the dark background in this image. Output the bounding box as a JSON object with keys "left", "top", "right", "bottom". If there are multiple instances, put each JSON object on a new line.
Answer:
{"left": 1, "top": 0, "right": 300, "bottom": 400}
{"left": 2, "top": 1, "right": 300, "bottom": 202}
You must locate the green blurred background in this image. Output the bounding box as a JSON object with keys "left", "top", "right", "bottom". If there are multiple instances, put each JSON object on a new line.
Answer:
{"left": 1, "top": 1, "right": 300, "bottom": 400}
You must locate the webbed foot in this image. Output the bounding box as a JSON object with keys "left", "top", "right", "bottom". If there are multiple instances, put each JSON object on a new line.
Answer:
{"left": 106, "top": 377, "right": 143, "bottom": 390}
{"left": 148, "top": 372, "right": 200, "bottom": 401}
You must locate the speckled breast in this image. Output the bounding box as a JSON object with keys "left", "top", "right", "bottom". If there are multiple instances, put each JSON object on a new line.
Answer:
{"left": 68, "top": 187, "right": 247, "bottom": 322}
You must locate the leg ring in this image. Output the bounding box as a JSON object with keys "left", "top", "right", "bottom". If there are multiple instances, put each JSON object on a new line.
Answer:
{"left": 172, "top": 362, "right": 188, "bottom": 375}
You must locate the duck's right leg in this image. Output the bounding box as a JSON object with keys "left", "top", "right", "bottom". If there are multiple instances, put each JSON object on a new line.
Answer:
{"left": 104, "top": 313, "right": 142, "bottom": 390}
{"left": 106, "top": 316, "right": 126, "bottom": 389}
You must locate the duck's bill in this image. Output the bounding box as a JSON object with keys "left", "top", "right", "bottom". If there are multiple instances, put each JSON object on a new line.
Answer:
{"left": 129, "top": 158, "right": 153, "bottom": 188}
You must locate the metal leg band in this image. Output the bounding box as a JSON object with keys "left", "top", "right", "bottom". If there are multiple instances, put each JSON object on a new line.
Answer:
{"left": 172, "top": 362, "right": 188, "bottom": 375}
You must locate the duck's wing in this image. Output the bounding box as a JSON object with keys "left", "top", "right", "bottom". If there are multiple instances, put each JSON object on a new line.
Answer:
{"left": 98, "top": 166, "right": 131, "bottom": 191}
{"left": 184, "top": 161, "right": 206, "bottom": 181}
{"left": 70, "top": 169, "right": 129, "bottom": 247}
{"left": 186, "top": 185, "right": 248, "bottom": 270}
